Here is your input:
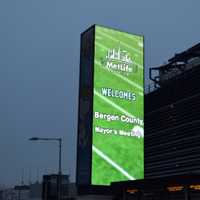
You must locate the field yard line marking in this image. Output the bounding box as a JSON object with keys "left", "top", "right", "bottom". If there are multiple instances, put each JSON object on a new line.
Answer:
{"left": 97, "top": 31, "right": 142, "bottom": 55}
{"left": 100, "top": 28, "right": 141, "bottom": 43}
{"left": 95, "top": 60, "right": 143, "bottom": 92}
{"left": 96, "top": 30, "right": 143, "bottom": 56}
{"left": 94, "top": 89, "right": 135, "bottom": 119}
{"left": 95, "top": 41, "right": 143, "bottom": 69}
{"left": 92, "top": 145, "right": 135, "bottom": 180}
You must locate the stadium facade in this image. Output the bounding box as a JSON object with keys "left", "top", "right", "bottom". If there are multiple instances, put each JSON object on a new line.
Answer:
{"left": 145, "top": 43, "right": 200, "bottom": 178}
{"left": 111, "top": 43, "right": 200, "bottom": 200}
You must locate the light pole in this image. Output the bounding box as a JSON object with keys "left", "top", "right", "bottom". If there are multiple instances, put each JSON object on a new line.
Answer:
{"left": 29, "top": 137, "right": 62, "bottom": 200}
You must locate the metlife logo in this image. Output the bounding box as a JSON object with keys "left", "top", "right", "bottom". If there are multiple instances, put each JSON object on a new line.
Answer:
{"left": 101, "top": 47, "right": 138, "bottom": 76}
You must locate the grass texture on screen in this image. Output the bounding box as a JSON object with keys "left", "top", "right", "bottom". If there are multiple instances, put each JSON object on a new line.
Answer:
{"left": 91, "top": 26, "right": 144, "bottom": 185}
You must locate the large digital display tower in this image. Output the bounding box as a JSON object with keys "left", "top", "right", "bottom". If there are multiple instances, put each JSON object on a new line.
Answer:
{"left": 77, "top": 25, "right": 144, "bottom": 186}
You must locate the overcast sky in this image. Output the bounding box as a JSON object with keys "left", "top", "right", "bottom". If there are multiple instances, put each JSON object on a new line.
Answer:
{"left": 0, "top": 0, "right": 200, "bottom": 187}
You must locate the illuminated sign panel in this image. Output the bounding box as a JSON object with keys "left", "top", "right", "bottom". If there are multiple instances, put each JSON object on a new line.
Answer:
{"left": 92, "top": 26, "right": 144, "bottom": 185}
{"left": 190, "top": 185, "right": 200, "bottom": 190}
{"left": 167, "top": 186, "right": 184, "bottom": 192}
{"left": 76, "top": 25, "right": 144, "bottom": 186}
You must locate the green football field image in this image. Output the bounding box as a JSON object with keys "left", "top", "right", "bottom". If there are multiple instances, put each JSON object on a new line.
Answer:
{"left": 91, "top": 26, "right": 144, "bottom": 185}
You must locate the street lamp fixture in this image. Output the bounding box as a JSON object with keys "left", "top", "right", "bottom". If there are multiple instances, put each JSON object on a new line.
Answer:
{"left": 29, "top": 137, "right": 62, "bottom": 200}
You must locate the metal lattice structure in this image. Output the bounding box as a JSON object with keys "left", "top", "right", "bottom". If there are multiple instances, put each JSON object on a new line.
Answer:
{"left": 149, "top": 43, "right": 200, "bottom": 90}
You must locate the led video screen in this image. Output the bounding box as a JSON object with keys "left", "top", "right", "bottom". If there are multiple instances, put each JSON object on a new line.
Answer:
{"left": 91, "top": 25, "right": 144, "bottom": 185}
